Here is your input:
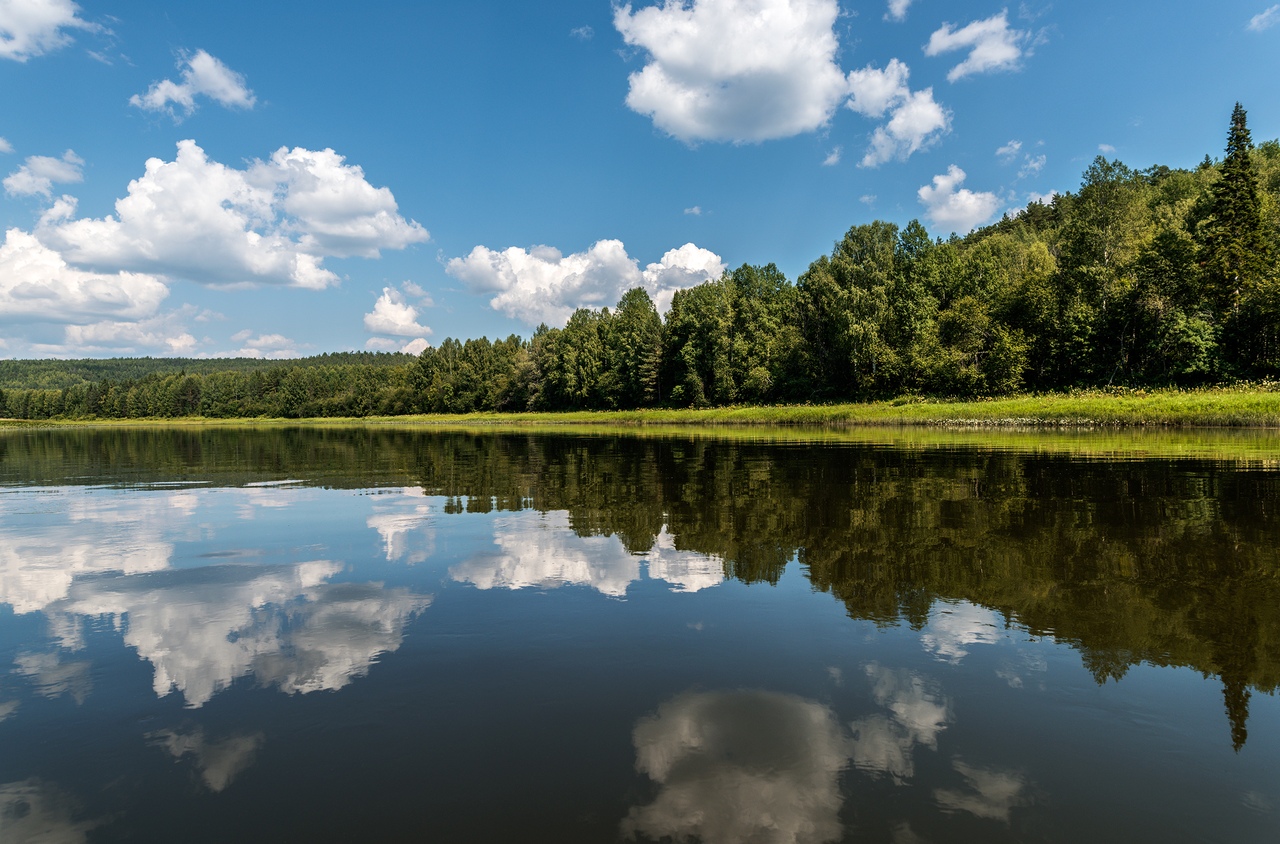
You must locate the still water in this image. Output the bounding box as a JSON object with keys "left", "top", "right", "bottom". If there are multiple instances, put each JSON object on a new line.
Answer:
{"left": 0, "top": 426, "right": 1277, "bottom": 842}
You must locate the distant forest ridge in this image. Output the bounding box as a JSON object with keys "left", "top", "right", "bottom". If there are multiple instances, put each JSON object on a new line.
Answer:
{"left": 3, "top": 105, "right": 1279, "bottom": 420}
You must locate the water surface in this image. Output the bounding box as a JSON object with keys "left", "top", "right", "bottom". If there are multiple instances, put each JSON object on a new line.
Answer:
{"left": 0, "top": 426, "right": 1277, "bottom": 842}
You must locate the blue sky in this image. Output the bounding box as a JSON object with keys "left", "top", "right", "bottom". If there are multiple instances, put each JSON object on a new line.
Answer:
{"left": 2, "top": 0, "right": 1278, "bottom": 359}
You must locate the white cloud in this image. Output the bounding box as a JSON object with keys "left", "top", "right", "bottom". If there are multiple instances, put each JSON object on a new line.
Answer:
{"left": 1018, "top": 153, "right": 1046, "bottom": 178}
{"left": 846, "top": 58, "right": 912, "bottom": 119}
{"left": 446, "top": 239, "right": 723, "bottom": 326}
{"left": 400, "top": 337, "right": 430, "bottom": 355}
{"left": 683, "top": 205, "right": 702, "bottom": 215}
{"left": 364, "top": 285, "right": 431, "bottom": 336}
{"left": 925, "top": 12, "right": 1029, "bottom": 82}
{"left": 0, "top": 0, "right": 95, "bottom": 62}
{"left": 822, "top": 146, "right": 841, "bottom": 166}
{"left": 614, "top": 0, "right": 850, "bottom": 143}
{"left": 0, "top": 228, "right": 167, "bottom": 324}
{"left": 885, "top": 0, "right": 913, "bottom": 21}
{"left": 995, "top": 139, "right": 1022, "bottom": 161}
{"left": 846, "top": 59, "right": 950, "bottom": 167}
{"left": 3, "top": 149, "right": 82, "bottom": 197}
{"left": 130, "top": 49, "right": 256, "bottom": 119}
{"left": 570, "top": 24, "right": 594, "bottom": 39}
{"left": 38, "top": 140, "right": 427, "bottom": 289}
{"left": 917, "top": 165, "right": 999, "bottom": 233}
{"left": 1248, "top": 5, "right": 1280, "bottom": 31}
{"left": 623, "top": 690, "right": 853, "bottom": 844}
{"left": 1098, "top": 143, "right": 1116, "bottom": 154}
{"left": 860, "top": 89, "right": 951, "bottom": 167}
{"left": 860, "top": 194, "right": 877, "bottom": 205}
{"left": 216, "top": 331, "right": 299, "bottom": 359}
{"left": 61, "top": 311, "right": 198, "bottom": 356}
{"left": 0, "top": 136, "right": 13, "bottom": 153}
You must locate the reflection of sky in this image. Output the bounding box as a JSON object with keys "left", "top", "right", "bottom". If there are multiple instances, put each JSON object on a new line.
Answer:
{"left": 50, "top": 561, "right": 431, "bottom": 707}
{"left": 0, "top": 487, "right": 181, "bottom": 613}
{"left": 850, "top": 663, "right": 951, "bottom": 783}
{"left": 366, "top": 487, "right": 435, "bottom": 564}
{"left": 624, "top": 689, "right": 852, "bottom": 844}
{"left": 150, "top": 727, "right": 264, "bottom": 792}
{"left": 0, "top": 779, "right": 97, "bottom": 843}
{"left": 451, "top": 512, "right": 723, "bottom": 597}
{"left": 920, "top": 602, "right": 1004, "bottom": 665}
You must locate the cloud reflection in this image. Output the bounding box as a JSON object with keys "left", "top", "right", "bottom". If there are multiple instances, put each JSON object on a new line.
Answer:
{"left": 920, "top": 602, "right": 1004, "bottom": 664}
{"left": 367, "top": 488, "right": 435, "bottom": 564}
{"left": 0, "top": 780, "right": 96, "bottom": 844}
{"left": 850, "top": 663, "right": 951, "bottom": 783}
{"left": 51, "top": 561, "right": 431, "bottom": 707}
{"left": 622, "top": 690, "right": 853, "bottom": 844}
{"left": 150, "top": 727, "right": 264, "bottom": 792}
{"left": 934, "top": 760, "right": 1028, "bottom": 823}
{"left": 451, "top": 512, "right": 724, "bottom": 597}
{"left": 451, "top": 511, "right": 640, "bottom": 597}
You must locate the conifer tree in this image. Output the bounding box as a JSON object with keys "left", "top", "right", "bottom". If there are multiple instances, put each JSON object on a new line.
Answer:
{"left": 1200, "top": 103, "right": 1269, "bottom": 312}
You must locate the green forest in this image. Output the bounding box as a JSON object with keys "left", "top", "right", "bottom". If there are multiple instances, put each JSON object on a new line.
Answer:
{"left": 4, "top": 105, "right": 1279, "bottom": 420}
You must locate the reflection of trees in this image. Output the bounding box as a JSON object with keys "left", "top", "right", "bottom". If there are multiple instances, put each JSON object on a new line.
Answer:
{"left": 415, "top": 433, "right": 1280, "bottom": 749}
{"left": 6, "top": 427, "right": 1280, "bottom": 747}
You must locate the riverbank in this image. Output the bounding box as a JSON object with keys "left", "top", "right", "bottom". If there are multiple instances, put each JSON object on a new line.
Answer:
{"left": 4, "top": 385, "right": 1280, "bottom": 429}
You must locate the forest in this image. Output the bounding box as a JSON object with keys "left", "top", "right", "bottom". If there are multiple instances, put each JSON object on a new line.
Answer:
{"left": 2, "top": 106, "right": 1278, "bottom": 420}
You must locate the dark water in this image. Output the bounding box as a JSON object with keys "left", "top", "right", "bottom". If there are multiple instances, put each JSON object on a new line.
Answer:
{"left": 0, "top": 426, "right": 1277, "bottom": 843}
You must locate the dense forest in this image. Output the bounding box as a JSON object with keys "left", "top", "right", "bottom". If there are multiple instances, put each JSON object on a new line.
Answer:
{"left": 3, "top": 106, "right": 1278, "bottom": 420}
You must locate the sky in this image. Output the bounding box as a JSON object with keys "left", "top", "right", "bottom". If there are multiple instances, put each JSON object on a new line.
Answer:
{"left": 2, "top": 0, "right": 1279, "bottom": 359}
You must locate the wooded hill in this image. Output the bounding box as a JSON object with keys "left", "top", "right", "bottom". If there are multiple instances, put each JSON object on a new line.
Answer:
{"left": 3, "top": 105, "right": 1278, "bottom": 420}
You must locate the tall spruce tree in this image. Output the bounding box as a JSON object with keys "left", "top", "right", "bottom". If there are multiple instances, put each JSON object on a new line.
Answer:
{"left": 1200, "top": 103, "right": 1269, "bottom": 312}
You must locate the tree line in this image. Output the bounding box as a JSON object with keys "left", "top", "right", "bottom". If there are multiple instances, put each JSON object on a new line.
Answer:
{"left": 3, "top": 105, "right": 1278, "bottom": 420}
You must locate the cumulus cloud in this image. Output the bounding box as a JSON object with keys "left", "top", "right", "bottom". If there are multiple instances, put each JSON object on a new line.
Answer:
{"left": 0, "top": 228, "right": 167, "bottom": 325}
{"left": 622, "top": 690, "right": 853, "bottom": 844}
{"left": 39, "top": 140, "right": 427, "bottom": 290}
{"left": 1248, "top": 5, "right": 1280, "bottom": 31}
{"left": 614, "top": 0, "right": 850, "bottom": 143}
{"left": 446, "top": 239, "right": 724, "bottom": 326}
{"left": 822, "top": 146, "right": 841, "bottom": 166}
{"left": 364, "top": 285, "right": 431, "bottom": 336}
{"left": 846, "top": 60, "right": 950, "bottom": 167}
{"left": 60, "top": 310, "right": 198, "bottom": 356}
{"left": 3, "top": 149, "right": 82, "bottom": 197}
{"left": 885, "top": 0, "right": 913, "bottom": 21}
{"left": 925, "top": 12, "right": 1030, "bottom": 82}
{"left": 1098, "top": 143, "right": 1116, "bottom": 154}
{"left": 0, "top": 0, "right": 96, "bottom": 62}
{"left": 130, "top": 49, "right": 255, "bottom": 119}
{"left": 917, "top": 165, "right": 999, "bottom": 233}
{"left": 0, "top": 136, "right": 13, "bottom": 153}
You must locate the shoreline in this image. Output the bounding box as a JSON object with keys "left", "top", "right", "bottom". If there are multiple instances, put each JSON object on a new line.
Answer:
{"left": 4, "top": 386, "right": 1280, "bottom": 430}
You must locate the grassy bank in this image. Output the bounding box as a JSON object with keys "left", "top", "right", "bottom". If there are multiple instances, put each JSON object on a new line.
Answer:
{"left": 4, "top": 385, "right": 1280, "bottom": 430}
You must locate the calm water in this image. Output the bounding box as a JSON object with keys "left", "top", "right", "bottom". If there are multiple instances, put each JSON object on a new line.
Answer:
{"left": 0, "top": 426, "right": 1278, "bottom": 843}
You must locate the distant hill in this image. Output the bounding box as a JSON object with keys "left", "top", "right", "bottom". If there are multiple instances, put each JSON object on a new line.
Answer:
{"left": 0, "top": 352, "right": 417, "bottom": 391}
